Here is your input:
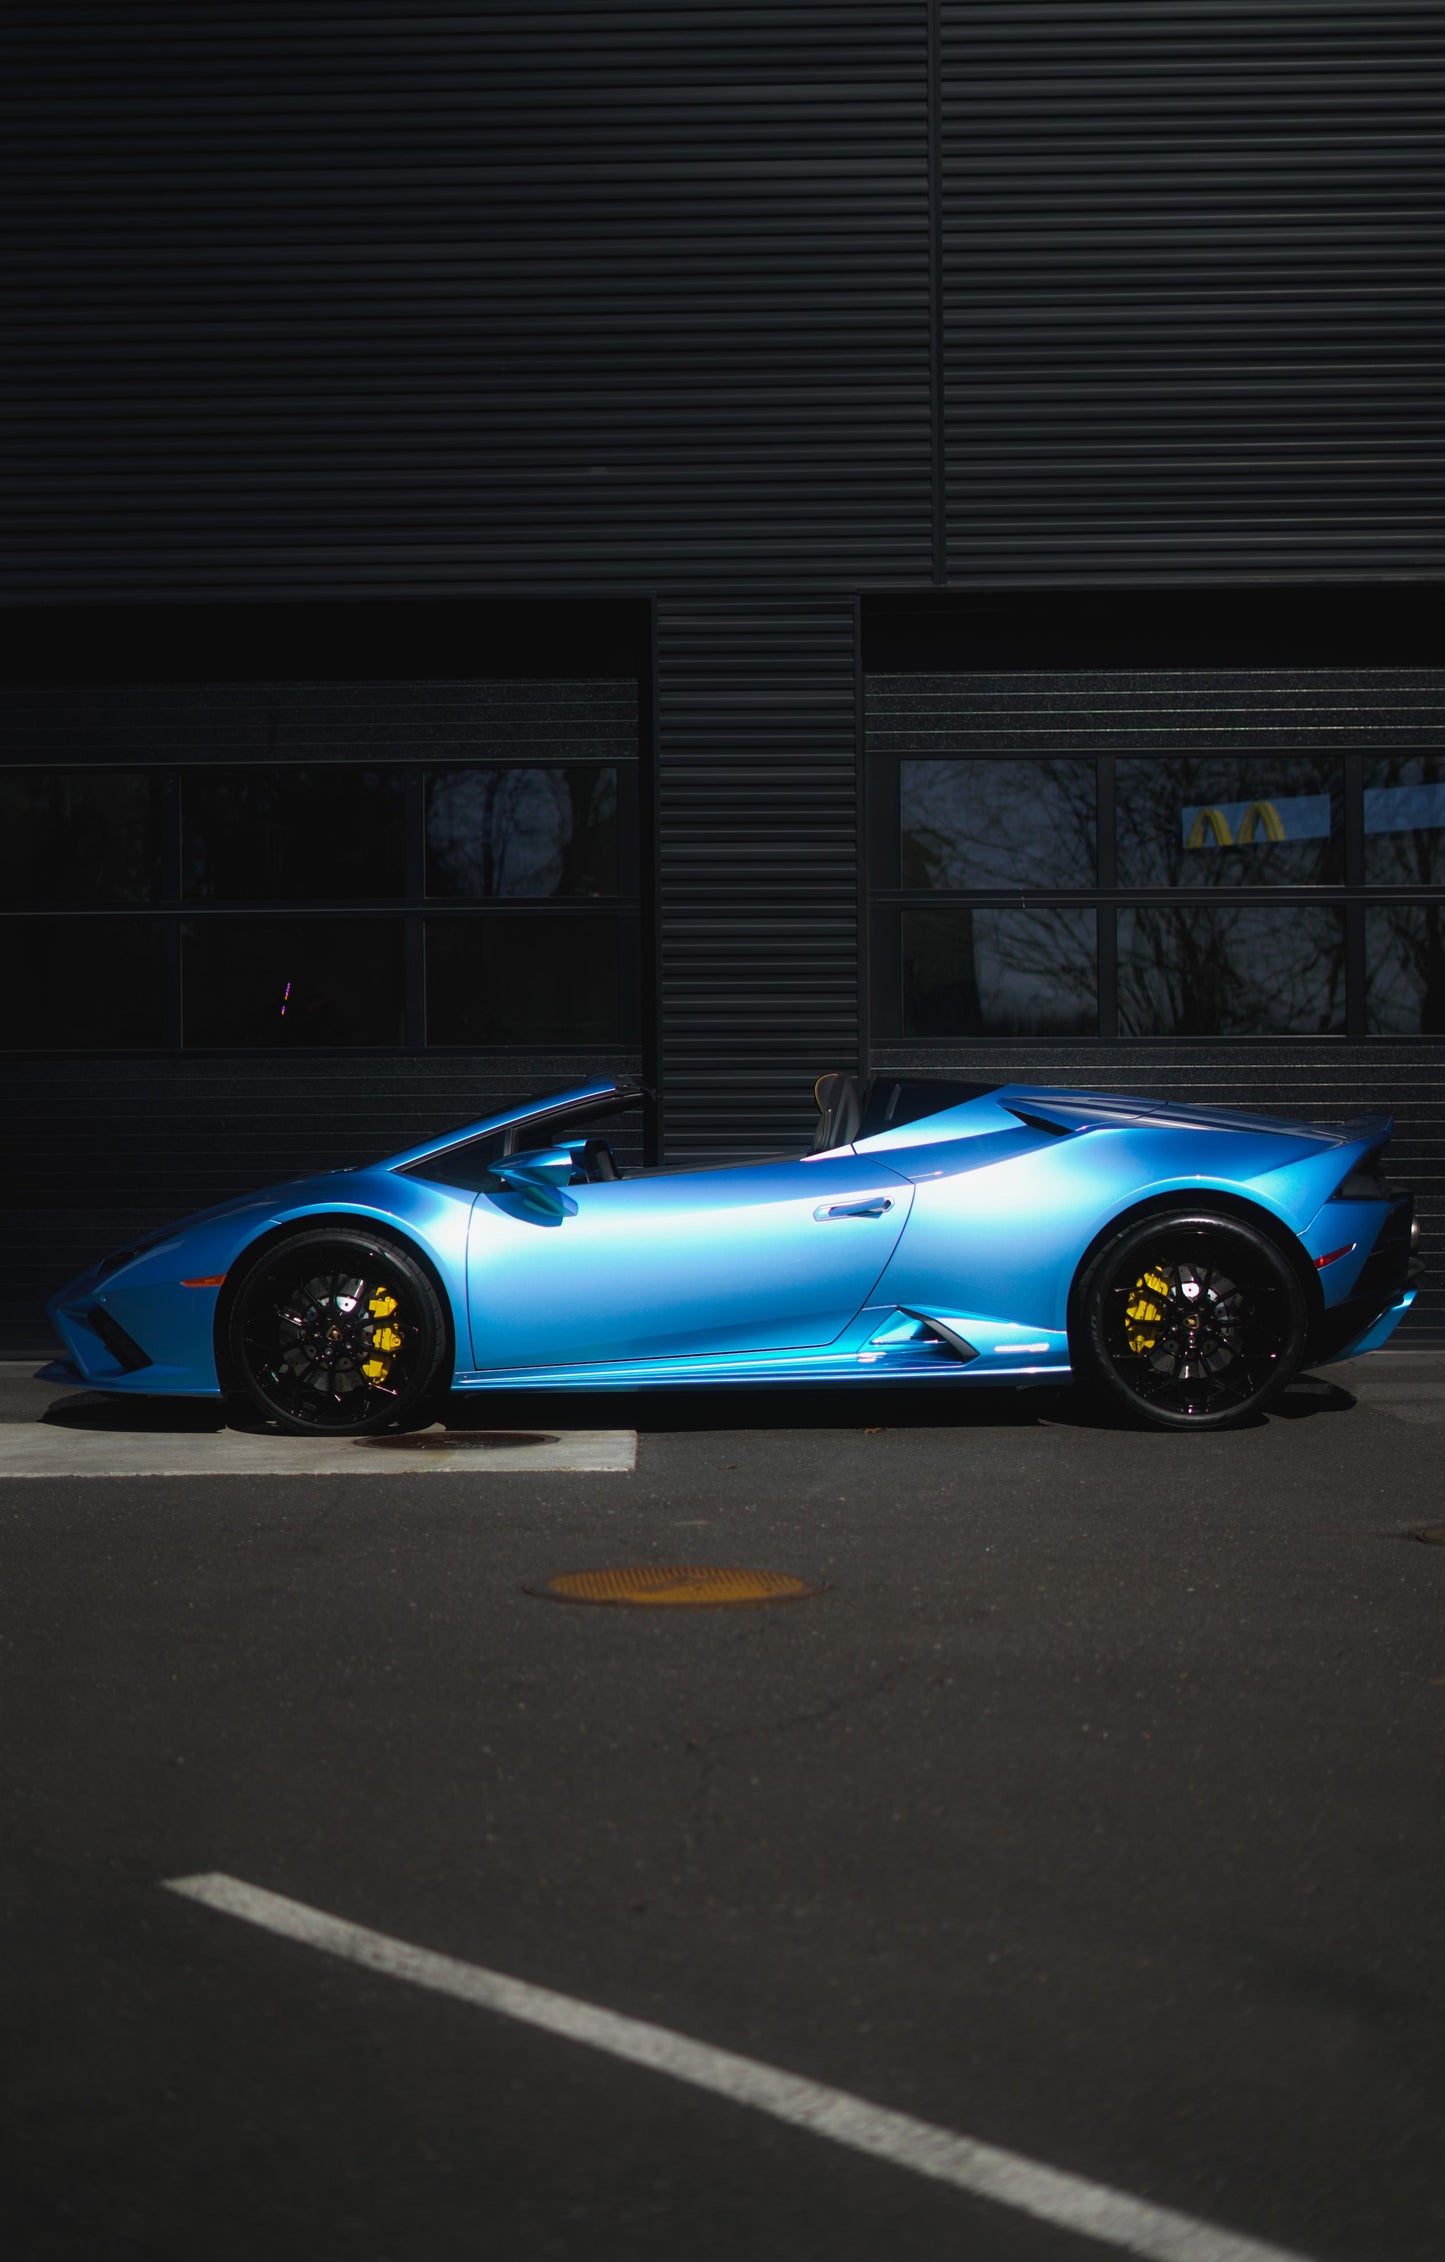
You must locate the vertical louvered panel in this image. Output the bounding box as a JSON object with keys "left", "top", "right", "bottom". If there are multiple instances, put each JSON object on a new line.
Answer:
{"left": 942, "top": 2, "right": 1445, "bottom": 582}
{"left": 1, "top": 3, "right": 932, "bottom": 599}
{"left": 657, "top": 598, "right": 860, "bottom": 1158}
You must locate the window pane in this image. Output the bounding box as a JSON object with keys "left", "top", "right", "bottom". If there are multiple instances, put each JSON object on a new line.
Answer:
{"left": 902, "top": 908, "right": 1096, "bottom": 1037}
{"left": 4, "top": 918, "right": 166, "bottom": 1047}
{"left": 1118, "top": 906, "right": 1346, "bottom": 1035}
{"left": 426, "top": 765, "right": 618, "bottom": 898}
{"left": 901, "top": 759, "right": 1095, "bottom": 890}
{"left": 182, "top": 917, "right": 404, "bottom": 1046}
{"left": 1363, "top": 755, "right": 1445, "bottom": 886}
{"left": 426, "top": 915, "right": 621, "bottom": 1044}
{"left": 1116, "top": 758, "right": 1342, "bottom": 887}
{"left": 1367, "top": 906, "right": 1445, "bottom": 1034}
{"left": 183, "top": 768, "right": 405, "bottom": 902}
{"left": 0, "top": 771, "right": 164, "bottom": 909}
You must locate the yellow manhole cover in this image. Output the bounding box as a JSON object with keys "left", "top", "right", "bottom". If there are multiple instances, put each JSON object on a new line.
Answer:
{"left": 527, "top": 1564, "right": 824, "bottom": 1608}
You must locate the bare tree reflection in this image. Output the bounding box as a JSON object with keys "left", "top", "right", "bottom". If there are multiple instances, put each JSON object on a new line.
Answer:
{"left": 905, "top": 908, "right": 1095, "bottom": 1036}
{"left": 1363, "top": 755, "right": 1445, "bottom": 1032}
{"left": 1117, "top": 756, "right": 1342, "bottom": 888}
{"left": 902, "top": 759, "right": 1095, "bottom": 891}
{"left": 1119, "top": 906, "right": 1347, "bottom": 1035}
{"left": 427, "top": 766, "right": 616, "bottom": 897}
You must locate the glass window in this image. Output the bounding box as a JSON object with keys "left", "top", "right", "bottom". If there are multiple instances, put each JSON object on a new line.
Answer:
{"left": 1118, "top": 906, "right": 1346, "bottom": 1036}
{"left": 1363, "top": 755, "right": 1445, "bottom": 887}
{"left": 183, "top": 768, "right": 405, "bottom": 902}
{"left": 426, "top": 914, "right": 621, "bottom": 1045}
{"left": 182, "top": 917, "right": 405, "bottom": 1047}
{"left": 1367, "top": 905, "right": 1445, "bottom": 1034}
{"left": 6, "top": 918, "right": 166, "bottom": 1048}
{"left": 1115, "top": 758, "right": 1342, "bottom": 887}
{"left": 902, "top": 908, "right": 1096, "bottom": 1038}
{"left": 425, "top": 765, "right": 618, "bottom": 898}
{"left": 0, "top": 771, "right": 164, "bottom": 909}
{"left": 900, "top": 759, "right": 1095, "bottom": 890}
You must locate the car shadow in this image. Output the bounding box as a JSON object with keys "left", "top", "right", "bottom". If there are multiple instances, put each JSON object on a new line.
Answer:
{"left": 35, "top": 1371, "right": 1356, "bottom": 1438}
{"left": 42, "top": 1392, "right": 236, "bottom": 1434}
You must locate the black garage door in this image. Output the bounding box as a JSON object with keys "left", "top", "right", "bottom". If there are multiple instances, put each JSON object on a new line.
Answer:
{"left": 866, "top": 662, "right": 1445, "bottom": 1343}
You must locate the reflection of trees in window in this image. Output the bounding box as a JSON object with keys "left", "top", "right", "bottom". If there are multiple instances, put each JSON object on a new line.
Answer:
{"left": 904, "top": 908, "right": 1095, "bottom": 1037}
{"left": 427, "top": 766, "right": 617, "bottom": 898}
{"left": 901, "top": 760, "right": 1095, "bottom": 891}
{"left": 1119, "top": 907, "right": 1346, "bottom": 1036}
{"left": 1368, "top": 906, "right": 1445, "bottom": 1034}
{"left": 1363, "top": 755, "right": 1445, "bottom": 888}
{"left": 1116, "top": 757, "right": 1342, "bottom": 888}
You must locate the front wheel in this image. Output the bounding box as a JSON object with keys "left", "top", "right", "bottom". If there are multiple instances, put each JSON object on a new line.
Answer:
{"left": 227, "top": 1229, "right": 449, "bottom": 1436}
{"left": 1076, "top": 1212, "right": 1308, "bottom": 1431}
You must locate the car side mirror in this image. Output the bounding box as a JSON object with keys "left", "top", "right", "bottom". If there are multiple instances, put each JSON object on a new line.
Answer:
{"left": 493, "top": 1150, "right": 580, "bottom": 1218}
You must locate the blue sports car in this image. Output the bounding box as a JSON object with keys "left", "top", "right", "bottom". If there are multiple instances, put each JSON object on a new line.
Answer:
{"left": 43, "top": 1073, "right": 1419, "bottom": 1435}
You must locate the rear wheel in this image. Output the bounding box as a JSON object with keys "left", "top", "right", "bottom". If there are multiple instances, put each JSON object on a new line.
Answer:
{"left": 228, "top": 1229, "right": 449, "bottom": 1437}
{"left": 1078, "top": 1211, "right": 1307, "bottom": 1431}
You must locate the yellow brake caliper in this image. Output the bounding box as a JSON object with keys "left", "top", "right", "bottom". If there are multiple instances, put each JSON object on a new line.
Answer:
{"left": 361, "top": 1285, "right": 404, "bottom": 1383}
{"left": 1125, "top": 1267, "right": 1171, "bottom": 1354}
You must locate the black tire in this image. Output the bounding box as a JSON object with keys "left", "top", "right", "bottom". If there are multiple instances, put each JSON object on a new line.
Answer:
{"left": 227, "top": 1228, "right": 450, "bottom": 1437}
{"left": 1076, "top": 1211, "right": 1308, "bottom": 1431}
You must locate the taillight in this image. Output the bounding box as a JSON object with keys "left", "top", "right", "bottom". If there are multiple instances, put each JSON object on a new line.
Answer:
{"left": 1330, "top": 1152, "right": 1391, "bottom": 1202}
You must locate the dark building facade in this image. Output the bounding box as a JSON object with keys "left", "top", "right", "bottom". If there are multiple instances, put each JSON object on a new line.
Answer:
{"left": 4, "top": 2, "right": 1443, "bottom": 1350}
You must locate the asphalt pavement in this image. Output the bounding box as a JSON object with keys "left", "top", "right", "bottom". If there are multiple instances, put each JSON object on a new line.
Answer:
{"left": 2, "top": 1355, "right": 1443, "bottom": 2262}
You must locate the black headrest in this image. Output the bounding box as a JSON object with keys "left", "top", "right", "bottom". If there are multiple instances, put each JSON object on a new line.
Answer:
{"left": 809, "top": 1071, "right": 862, "bottom": 1154}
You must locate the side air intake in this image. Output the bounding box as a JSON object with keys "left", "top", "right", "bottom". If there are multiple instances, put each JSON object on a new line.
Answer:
{"left": 900, "top": 1310, "right": 980, "bottom": 1364}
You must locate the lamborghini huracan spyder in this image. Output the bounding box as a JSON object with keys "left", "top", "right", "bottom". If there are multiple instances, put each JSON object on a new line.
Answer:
{"left": 42, "top": 1074, "right": 1419, "bottom": 1434}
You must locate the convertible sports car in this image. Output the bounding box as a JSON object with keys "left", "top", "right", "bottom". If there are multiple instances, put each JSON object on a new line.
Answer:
{"left": 42, "top": 1073, "right": 1419, "bottom": 1434}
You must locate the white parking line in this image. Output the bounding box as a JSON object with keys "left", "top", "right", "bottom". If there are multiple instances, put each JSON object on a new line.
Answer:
{"left": 164, "top": 1873, "right": 1315, "bottom": 2262}
{"left": 0, "top": 1426, "right": 635, "bottom": 1476}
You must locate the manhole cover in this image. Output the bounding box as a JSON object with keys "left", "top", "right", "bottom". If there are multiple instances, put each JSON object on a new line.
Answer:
{"left": 360, "top": 1430, "right": 559, "bottom": 1452}
{"left": 527, "top": 1564, "right": 825, "bottom": 1608}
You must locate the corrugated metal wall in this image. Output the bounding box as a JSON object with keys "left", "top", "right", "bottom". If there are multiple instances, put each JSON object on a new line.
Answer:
{"left": 941, "top": 0, "right": 1445, "bottom": 582}
{"left": 2, "top": 2, "right": 932, "bottom": 600}
{"left": 656, "top": 598, "right": 860, "bottom": 1159}
{"left": 3, "top": 2, "right": 1442, "bottom": 1353}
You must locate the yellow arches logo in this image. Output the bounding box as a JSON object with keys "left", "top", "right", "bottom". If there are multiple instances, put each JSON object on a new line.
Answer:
{"left": 1184, "top": 799, "right": 1287, "bottom": 849}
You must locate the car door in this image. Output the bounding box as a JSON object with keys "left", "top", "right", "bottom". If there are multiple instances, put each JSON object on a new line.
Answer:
{"left": 465, "top": 1149, "right": 913, "bottom": 1372}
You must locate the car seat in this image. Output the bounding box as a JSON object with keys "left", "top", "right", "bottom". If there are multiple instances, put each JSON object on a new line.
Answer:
{"left": 808, "top": 1072, "right": 862, "bottom": 1154}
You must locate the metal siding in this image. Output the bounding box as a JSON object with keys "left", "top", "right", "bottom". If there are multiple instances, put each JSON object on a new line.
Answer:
{"left": 867, "top": 667, "right": 1445, "bottom": 758}
{"left": 2, "top": 3, "right": 932, "bottom": 600}
{"left": 0, "top": 677, "right": 638, "bottom": 767}
{"left": 941, "top": 2, "right": 1445, "bottom": 583}
{"left": 656, "top": 597, "right": 859, "bottom": 1159}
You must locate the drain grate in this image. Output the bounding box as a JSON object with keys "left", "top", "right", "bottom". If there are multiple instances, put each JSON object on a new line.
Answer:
{"left": 360, "top": 1430, "right": 560, "bottom": 1452}
{"left": 527, "top": 1564, "right": 824, "bottom": 1608}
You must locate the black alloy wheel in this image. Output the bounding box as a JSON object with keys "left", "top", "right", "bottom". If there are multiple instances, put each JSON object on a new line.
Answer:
{"left": 228, "top": 1229, "right": 449, "bottom": 1437}
{"left": 1078, "top": 1211, "right": 1308, "bottom": 1431}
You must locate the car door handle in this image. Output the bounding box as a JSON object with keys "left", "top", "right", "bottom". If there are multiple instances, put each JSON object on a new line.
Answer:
{"left": 814, "top": 1197, "right": 893, "bottom": 1221}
